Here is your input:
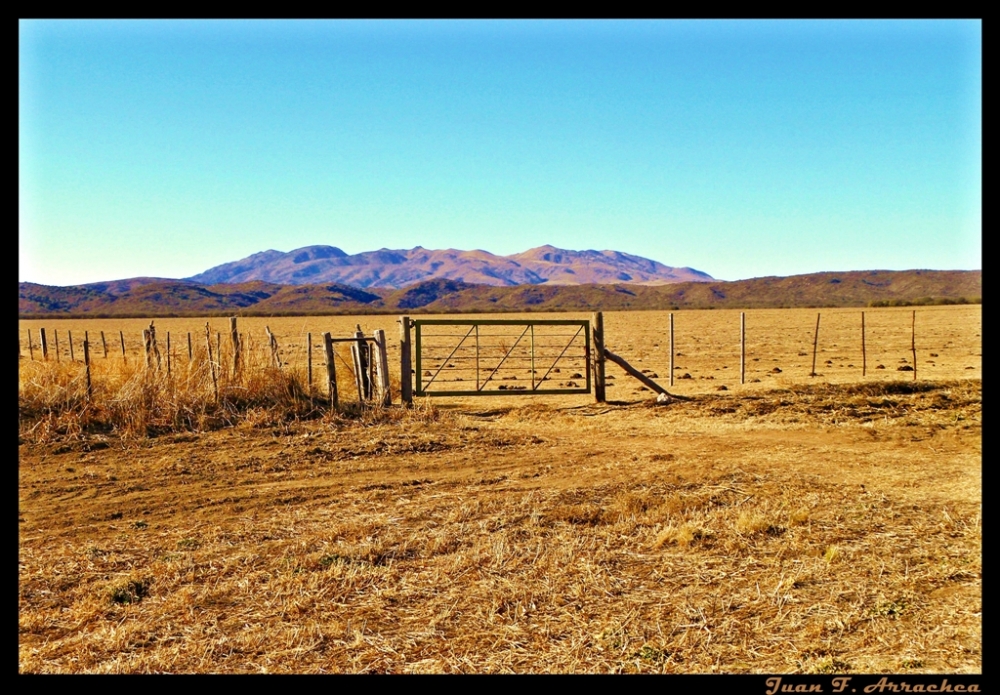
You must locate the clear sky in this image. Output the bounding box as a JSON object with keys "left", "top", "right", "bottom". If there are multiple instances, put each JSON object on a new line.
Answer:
{"left": 19, "top": 19, "right": 981, "bottom": 286}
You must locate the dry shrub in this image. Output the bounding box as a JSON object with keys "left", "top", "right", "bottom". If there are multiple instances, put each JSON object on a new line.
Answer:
{"left": 653, "top": 523, "right": 706, "bottom": 548}
{"left": 735, "top": 510, "right": 772, "bottom": 537}
{"left": 20, "top": 343, "right": 321, "bottom": 442}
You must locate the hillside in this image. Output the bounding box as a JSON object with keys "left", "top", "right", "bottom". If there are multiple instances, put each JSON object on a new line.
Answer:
{"left": 19, "top": 270, "right": 981, "bottom": 318}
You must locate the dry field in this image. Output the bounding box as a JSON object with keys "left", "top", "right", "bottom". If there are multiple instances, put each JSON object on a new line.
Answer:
{"left": 18, "top": 306, "right": 981, "bottom": 673}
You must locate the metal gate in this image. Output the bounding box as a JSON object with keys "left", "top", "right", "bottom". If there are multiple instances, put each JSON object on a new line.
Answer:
{"left": 413, "top": 319, "right": 591, "bottom": 397}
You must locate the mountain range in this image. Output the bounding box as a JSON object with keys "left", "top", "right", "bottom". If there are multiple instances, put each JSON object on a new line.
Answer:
{"left": 186, "top": 245, "right": 715, "bottom": 288}
{"left": 20, "top": 270, "right": 981, "bottom": 318}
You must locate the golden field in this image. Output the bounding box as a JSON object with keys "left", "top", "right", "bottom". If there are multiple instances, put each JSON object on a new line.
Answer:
{"left": 18, "top": 305, "right": 981, "bottom": 673}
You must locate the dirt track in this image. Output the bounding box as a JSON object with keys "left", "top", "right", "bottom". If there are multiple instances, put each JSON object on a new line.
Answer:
{"left": 19, "top": 380, "right": 981, "bottom": 673}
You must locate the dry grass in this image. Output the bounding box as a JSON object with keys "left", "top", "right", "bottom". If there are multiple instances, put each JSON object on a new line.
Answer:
{"left": 18, "top": 307, "right": 980, "bottom": 673}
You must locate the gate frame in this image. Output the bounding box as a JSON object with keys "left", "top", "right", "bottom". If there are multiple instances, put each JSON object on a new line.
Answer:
{"left": 411, "top": 318, "right": 592, "bottom": 398}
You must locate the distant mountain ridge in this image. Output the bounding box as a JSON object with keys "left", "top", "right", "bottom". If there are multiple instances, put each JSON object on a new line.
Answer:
{"left": 20, "top": 270, "right": 982, "bottom": 318}
{"left": 185, "top": 245, "right": 714, "bottom": 288}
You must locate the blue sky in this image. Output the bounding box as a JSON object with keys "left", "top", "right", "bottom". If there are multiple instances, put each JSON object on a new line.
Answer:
{"left": 19, "top": 20, "right": 981, "bottom": 285}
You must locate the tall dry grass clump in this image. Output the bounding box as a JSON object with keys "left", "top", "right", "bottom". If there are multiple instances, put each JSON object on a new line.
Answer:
{"left": 19, "top": 340, "right": 331, "bottom": 442}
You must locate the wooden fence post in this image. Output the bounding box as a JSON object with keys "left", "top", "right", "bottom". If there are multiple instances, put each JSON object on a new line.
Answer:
{"left": 265, "top": 326, "right": 281, "bottom": 368}
{"left": 40, "top": 328, "right": 48, "bottom": 361}
{"left": 54, "top": 330, "right": 60, "bottom": 363}
{"left": 911, "top": 310, "right": 917, "bottom": 381}
{"left": 592, "top": 311, "right": 606, "bottom": 403}
{"left": 373, "top": 328, "right": 392, "bottom": 406}
{"left": 150, "top": 321, "right": 162, "bottom": 370}
{"left": 83, "top": 337, "right": 92, "bottom": 402}
{"left": 307, "top": 333, "right": 313, "bottom": 396}
{"left": 216, "top": 332, "right": 221, "bottom": 375}
{"left": 166, "top": 332, "right": 172, "bottom": 376}
{"left": 669, "top": 312, "right": 674, "bottom": 387}
{"left": 68, "top": 330, "right": 75, "bottom": 362}
{"left": 120, "top": 330, "right": 126, "bottom": 362}
{"left": 399, "top": 316, "right": 413, "bottom": 406}
{"left": 352, "top": 326, "right": 370, "bottom": 402}
{"left": 27, "top": 330, "right": 34, "bottom": 361}
{"left": 206, "top": 323, "right": 218, "bottom": 402}
{"left": 230, "top": 317, "right": 241, "bottom": 377}
{"left": 323, "top": 332, "right": 338, "bottom": 409}
{"left": 861, "top": 311, "right": 866, "bottom": 377}
{"left": 143, "top": 329, "right": 152, "bottom": 369}
{"left": 101, "top": 330, "right": 108, "bottom": 359}
{"left": 810, "top": 313, "right": 821, "bottom": 377}
{"left": 740, "top": 312, "right": 746, "bottom": 385}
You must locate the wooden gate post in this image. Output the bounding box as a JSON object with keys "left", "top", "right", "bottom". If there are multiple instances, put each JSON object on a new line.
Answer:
{"left": 352, "top": 326, "right": 370, "bottom": 401}
{"left": 373, "top": 329, "right": 392, "bottom": 407}
{"left": 592, "top": 311, "right": 606, "bottom": 403}
{"left": 323, "top": 332, "right": 338, "bottom": 409}
{"left": 399, "top": 316, "right": 413, "bottom": 406}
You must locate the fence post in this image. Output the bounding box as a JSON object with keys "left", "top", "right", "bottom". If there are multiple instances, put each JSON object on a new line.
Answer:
{"left": 68, "top": 330, "right": 74, "bottom": 361}
{"left": 101, "top": 330, "right": 108, "bottom": 359}
{"left": 400, "top": 316, "right": 413, "bottom": 406}
{"left": 187, "top": 332, "right": 193, "bottom": 362}
{"left": 323, "top": 332, "right": 338, "bottom": 409}
{"left": 265, "top": 326, "right": 281, "bottom": 368}
{"left": 810, "top": 313, "right": 821, "bottom": 377}
{"left": 83, "top": 337, "right": 92, "bottom": 402}
{"left": 27, "top": 329, "right": 34, "bottom": 360}
{"left": 230, "top": 317, "right": 241, "bottom": 377}
{"left": 861, "top": 311, "right": 866, "bottom": 377}
{"left": 352, "top": 326, "right": 370, "bottom": 401}
{"left": 592, "top": 311, "right": 606, "bottom": 403}
{"left": 143, "top": 329, "right": 152, "bottom": 369}
{"left": 149, "top": 321, "right": 162, "bottom": 370}
{"left": 120, "top": 330, "right": 126, "bottom": 362}
{"left": 166, "top": 332, "right": 171, "bottom": 376}
{"left": 373, "top": 328, "right": 392, "bottom": 406}
{"left": 307, "top": 332, "right": 313, "bottom": 397}
{"left": 205, "top": 323, "right": 219, "bottom": 402}
{"left": 740, "top": 312, "right": 746, "bottom": 385}
{"left": 669, "top": 313, "right": 674, "bottom": 387}
{"left": 911, "top": 310, "right": 917, "bottom": 381}
{"left": 40, "top": 328, "right": 48, "bottom": 361}
{"left": 54, "top": 330, "right": 60, "bottom": 362}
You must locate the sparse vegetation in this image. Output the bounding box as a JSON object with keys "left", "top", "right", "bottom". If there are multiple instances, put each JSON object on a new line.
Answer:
{"left": 19, "top": 306, "right": 980, "bottom": 673}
